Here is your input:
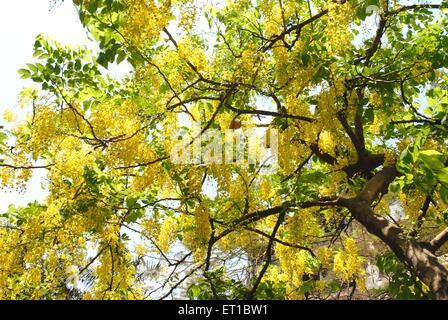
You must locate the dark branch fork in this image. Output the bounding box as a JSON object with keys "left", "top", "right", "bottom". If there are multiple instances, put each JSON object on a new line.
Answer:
{"left": 216, "top": 159, "right": 448, "bottom": 298}
{"left": 248, "top": 210, "right": 286, "bottom": 299}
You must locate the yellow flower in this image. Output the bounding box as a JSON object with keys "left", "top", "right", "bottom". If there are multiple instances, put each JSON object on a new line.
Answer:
{"left": 135, "top": 244, "right": 148, "bottom": 256}
{"left": 158, "top": 216, "right": 177, "bottom": 253}
{"left": 384, "top": 150, "right": 397, "bottom": 167}
{"left": 194, "top": 203, "right": 212, "bottom": 244}
{"left": 325, "top": 1, "right": 353, "bottom": 56}
{"left": 369, "top": 90, "right": 383, "bottom": 108}
{"left": 318, "top": 130, "right": 335, "bottom": 155}
{"left": 2, "top": 109, "right": 16, "bottom": 122}
{"left": 333, "top": 238, "right": 365, "bottom": 285}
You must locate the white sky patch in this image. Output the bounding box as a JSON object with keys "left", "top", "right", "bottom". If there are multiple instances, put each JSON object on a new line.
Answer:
{"left": 1, "top": 1, "right": 92, "bottom": 111}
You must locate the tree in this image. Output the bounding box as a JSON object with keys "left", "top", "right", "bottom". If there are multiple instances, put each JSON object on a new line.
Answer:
{"left": 1, "top": 0, "right": 448, "bottom": 300}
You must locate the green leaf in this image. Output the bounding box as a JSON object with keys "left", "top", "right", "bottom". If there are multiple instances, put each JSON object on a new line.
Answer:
{"left": 116, "top": 50, "right": 127, "bottom": 64}
{"left": 363, "top": 106, "right": 374, "bottom": 123}
{"left": 437, "top": 168, "right": 448, "bottom": 185}
{"left": 419, "top": 150, "right": 445, "bottom": 170}
{"left": 125, "top": 210, "right": 141, "bottom": 224}
{"left": 97, "top": 53, "right": 108, "bottom": 68}
{"left": 87, "top": 0, "right": 99, "bottom": 13}
{"left": 17, "top": 68, "right": 31, "bottom": 79}
{"left": 440, "top": 187, "right": 448, "bottom": 205}
{"left": 26, "top": 63, "right": 38, "bottom": 73}
{"left": 75, "top": 60, "right": 82, "bottom": 70}
{"left": 389, "top": 180, "right": 402, "bottom": 193}
{"left": 397, "top": 147, "right": 413, "bottom": 173}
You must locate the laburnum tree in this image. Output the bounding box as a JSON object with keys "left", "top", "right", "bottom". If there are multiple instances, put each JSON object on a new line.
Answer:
{"left": 1, "top": 0, "right": 448, "bottom": 300}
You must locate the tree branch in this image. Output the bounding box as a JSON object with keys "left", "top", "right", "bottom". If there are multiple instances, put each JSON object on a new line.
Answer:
{"left": 355, "top": 166, "right": 399, "bottom": 204}
{"left": 262, "top": 8, "right": 329, "bottom": 51}
{"left": 362, "top": 17, "right": 387, "bottom": 66}
{"left": 0, "top": 163, "right": 54, "bottom": 170}
{"left": 430, "top": 227, "right": 448, "bottom": 253}
{"left": 388, "top": 4, "right": 443, "bottom": 15}
{"left": 226, "top": 104, "right": 315, "bottom": 122}
{"left": 337, "top": 111, "right": 366, "bottom": 158}
{"left": 248, "top": 210, "right": 286, "bottom": 299}
{"left": 245, "top": 227, "right": 316, "bottom": 257}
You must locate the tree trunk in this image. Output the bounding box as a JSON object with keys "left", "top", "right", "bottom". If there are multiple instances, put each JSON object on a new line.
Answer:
{"left": 405, "top": 241, "right": 448, "bottom": 299}
{"left": 342, "top": 167, "right": 448, "bottom": 299}
{"left": 347, "top": 199, "right": 448, "bottom": 299}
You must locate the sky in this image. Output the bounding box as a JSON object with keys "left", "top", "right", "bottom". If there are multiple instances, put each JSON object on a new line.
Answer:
{"left": 0, "top": 0, "right": 100, "bottom": 212}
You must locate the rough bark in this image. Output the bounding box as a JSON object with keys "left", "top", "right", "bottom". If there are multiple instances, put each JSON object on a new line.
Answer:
{"left": 405, "top": 241, "right": 448, "bottom": 299}
{"left": 341, "top": 167, "right": 448, "bottom": 299}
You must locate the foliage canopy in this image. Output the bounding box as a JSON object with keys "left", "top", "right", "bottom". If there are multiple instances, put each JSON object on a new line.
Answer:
{"left": 1, "top": 0, "right": 448, "bottom": 299}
